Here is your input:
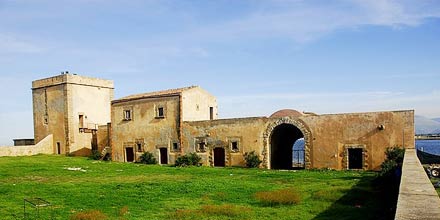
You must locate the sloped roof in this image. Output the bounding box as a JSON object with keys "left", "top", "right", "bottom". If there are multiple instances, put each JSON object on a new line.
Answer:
{"left": 113, "top": 85, "right": 198, "bottom": 103}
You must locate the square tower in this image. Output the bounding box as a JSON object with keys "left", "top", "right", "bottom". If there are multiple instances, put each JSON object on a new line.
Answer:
{"left": 32, "top": 73, "right": 114, "bottom": 155}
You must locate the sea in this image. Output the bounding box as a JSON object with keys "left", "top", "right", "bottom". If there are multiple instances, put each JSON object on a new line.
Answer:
{"left": 416, "top": 140, "right": 440, "bottom": 156}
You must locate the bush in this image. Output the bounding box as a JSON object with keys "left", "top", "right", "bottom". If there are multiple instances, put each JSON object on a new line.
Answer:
{"left": 255, "top": 188, "right": 301, "bottom": 206}
{"left": 379, "top": 147, "right": 405, "bottom": 177}
{"left": 88, "top": 150, "right": 102, "bottom": 160}
{"left": 175, "top": 153, "right": 201, "bottom": 167}
{"left": 244, "top": 151, "right": 262, "bottom": 168}
{"left": 138, "top": 152, "right": 157, "bottom": 164}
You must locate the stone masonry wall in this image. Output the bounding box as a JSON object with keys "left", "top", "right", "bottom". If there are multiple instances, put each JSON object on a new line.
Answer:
{"left": 0, "top": 134, "right": 53, "bottom": 157}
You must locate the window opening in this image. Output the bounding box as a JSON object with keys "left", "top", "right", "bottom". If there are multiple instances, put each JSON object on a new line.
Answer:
{"left": 172, "top": 142, "right": 179, "bottom": 151}
{"left": 231, "top": 141, "right": 239, "bottom": 152}
{"left": 157, "top": 107, "right": 164, "bottom": 118}
{"left": 123, "top": 110, "right": 131, "bottom": 120}
{"left": 137, "top": 143, "right": 143, "bottom": 152}
{"left": 79, "top": 114, "right": 84, "bottom": 128}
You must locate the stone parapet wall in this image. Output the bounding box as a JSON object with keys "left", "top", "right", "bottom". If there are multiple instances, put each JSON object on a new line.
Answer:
{"left": 32, "top": 74, "right": 114, "bottom": 89}
{"left": 0, "top": 134, "right": 53, "bottom": 157}
{"left": 395, "top": 149, "right": 440, "bottom": 220}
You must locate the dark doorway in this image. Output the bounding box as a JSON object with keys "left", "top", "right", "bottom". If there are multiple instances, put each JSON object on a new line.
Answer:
{"left": 125, "top": 147, "right": 134, "bottom": 162}
{"left": 56, "top": 142, "right": 61, "bottom": 155}
{"left": 348, "top": 148, "right": 363, "bottom": 169}
{"left": 160, "top": 148, "right": 168, "bottom": 164}
{"left": 210, "top": 107, "right": 214, "bottom": 120}
{"left": 213, "top": 147, "right": 225, "bottom": 167}
{"left": 270, "top": 124, "right": 304, "bottom": 170}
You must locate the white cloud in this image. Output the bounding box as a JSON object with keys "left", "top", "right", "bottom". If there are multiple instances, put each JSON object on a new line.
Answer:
{"left": 168, "top": 0, "right": 440, "bottom": 43}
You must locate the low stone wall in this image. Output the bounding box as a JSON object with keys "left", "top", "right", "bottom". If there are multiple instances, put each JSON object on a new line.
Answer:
{"left": 0, "top": 134, "right": 53, "bottom": 157}
{"left": 395, "top": 149, "right": 440, "bottom": 220}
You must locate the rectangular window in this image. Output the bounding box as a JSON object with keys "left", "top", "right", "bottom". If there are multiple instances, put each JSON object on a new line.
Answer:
{"left": 137, "top": 143, "right": 143, "bottom": 152}
{"left": 156, "top": 106, "right": 165, "bottom": 118}
{"left": 79, "top": 114, "right": 84, "bottom": 128}
{"left": 123, "top": 110, "right": 132, "bottom": 120}
{"left": 228, "top": 137, "right": 241, "bottom": 152}
{"left": 158, "top": 107, "right": 164, "bottom": 117}
{"left": 195, "top": 138, "right": 206, "bottom": 152}
{"left": 172, "top": 142, "right": 179, "bottom": 152}
{"left": 231, "top": 141, "right": 239, "bottom": 151}
{"left": 198, "top": 142, "right": 206, "bottom": 152}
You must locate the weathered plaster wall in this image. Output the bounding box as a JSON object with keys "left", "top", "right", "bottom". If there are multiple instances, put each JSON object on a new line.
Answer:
{"left": 32, "top": 74, "right": 114, "bottom": 156}
{"left": 32, "top": 83, "right": 66, "bottom": 154}
{"left": 0, "top": 134, "right": 53, "bottom": 157}
{"left": 181, "top": 87, "right": 218, "bottom": 121}
{"left": 69, "top": 83, "right": 113, "bottom": 155}
{"left": 183, "top": 117, "right": 268, "bottom": 166}
{"left": 111, "top": 96, "right": 180, "bottom": 162}
{"left": 301, "top": 110, "right": 414, "bottom": 170}
{"left": 182, "top": 110, "right": 414, "bottom": 170}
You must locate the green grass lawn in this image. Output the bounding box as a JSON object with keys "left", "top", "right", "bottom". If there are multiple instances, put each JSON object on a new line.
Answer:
{"left": 0, "top": 155, "right": 395, "bottom": 220}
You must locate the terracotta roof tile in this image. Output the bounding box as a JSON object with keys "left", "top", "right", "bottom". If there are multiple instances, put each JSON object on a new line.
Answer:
{"left": 113, "top": 85, "right": 198, "bottom": 103}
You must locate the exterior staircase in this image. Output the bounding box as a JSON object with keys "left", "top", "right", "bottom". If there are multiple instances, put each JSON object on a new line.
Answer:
{"left": 100, "top": 146, "right": 111, "bottom": 160}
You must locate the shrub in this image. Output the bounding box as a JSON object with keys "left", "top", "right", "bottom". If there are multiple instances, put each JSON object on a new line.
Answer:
{"left": 88, "top": 150, "right": 102, "bottom": 160}
{"left": 175, "top": 153, "right": 201, "bottom": 167}
{"left": 243, "top": 151, "right": 262, "bottom": 168}
{"left": 255, "top": 188, "right": 301, "bottom": 206}
{"left": 138, "top": 152, "right": 157, "bottom": 164}
{"left": 379, "top": 147, "right": 405, "bottom": 177}
{"left": 70, "top": 210, "right": 108, "bottom": 220}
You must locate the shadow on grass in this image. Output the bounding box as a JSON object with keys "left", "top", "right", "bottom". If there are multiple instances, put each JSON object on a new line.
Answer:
{"left": 312, "top": 174, "right": 400, "bottom": 220}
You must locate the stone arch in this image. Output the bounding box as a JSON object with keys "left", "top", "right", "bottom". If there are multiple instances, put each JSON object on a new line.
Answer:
{"left": 262, "top": 117, "right": 312, "bottom": 169}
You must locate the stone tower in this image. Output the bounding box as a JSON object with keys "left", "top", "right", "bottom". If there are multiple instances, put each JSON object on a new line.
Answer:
{"left": 32, "top": 73, "right": 114, "bottom": 155}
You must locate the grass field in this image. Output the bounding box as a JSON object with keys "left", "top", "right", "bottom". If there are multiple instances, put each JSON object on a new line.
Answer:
{"left": 0, "top": 155, "right": 396, "bottom": 220}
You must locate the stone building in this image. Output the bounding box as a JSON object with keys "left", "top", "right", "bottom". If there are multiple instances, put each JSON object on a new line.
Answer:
{"left": 111, "top": 86, "right": 218, "bottom": 164}
{"left": 110, "top": 86, "right": 414, "bottom": 171}
{"left": 26, "top": 73, "right": 414, "bottom": 171}
{"left": 32, "top": 73, "right": 114, "bottom": 156}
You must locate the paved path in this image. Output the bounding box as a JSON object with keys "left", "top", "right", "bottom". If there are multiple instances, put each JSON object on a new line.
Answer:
{"left": 395, "top": 149, "right": 440, "bottom": 220}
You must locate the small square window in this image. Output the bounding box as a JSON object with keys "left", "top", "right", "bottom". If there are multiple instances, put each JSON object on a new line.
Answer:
{"left": 231, "top": 141, "right": 239, "bottom": 151}
{"left": 228, "top": 138, "right": 241, "bottom": 152}
{"left": 198, "top": 142, "right": 206, "bottom": 152}
{"left": 136, "top": 143, "right": 143, "bottom": 152}
{"left": 195, "top": 138, "right": 206, "bottom": 152}
{"left": 172, "top": 142, "right": 180, "bottom": 152}
{"left": 156, "top": 106, "right": 165, "bottom": 118}
{"left": 124, "top": 110, "right": 132, "bottom": 120}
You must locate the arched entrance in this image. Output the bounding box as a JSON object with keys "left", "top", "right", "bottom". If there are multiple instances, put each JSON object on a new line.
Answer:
{"left": 270, "top": 124, "right": 304, "bottom": 169}
{"left": 263, "top": 117, "right": 312, "bottom": 169}
{"left": 213, "top": 147, "right": 225, "bottom": 167}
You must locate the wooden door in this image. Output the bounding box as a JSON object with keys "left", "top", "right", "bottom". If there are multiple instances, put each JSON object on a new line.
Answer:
{"left": 214, "top": 147, "right": 225, "bottom": 167}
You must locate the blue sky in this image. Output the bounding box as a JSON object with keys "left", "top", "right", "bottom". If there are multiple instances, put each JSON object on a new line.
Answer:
{"left": 1, "top": 0, "right": 439, "bottom": 145}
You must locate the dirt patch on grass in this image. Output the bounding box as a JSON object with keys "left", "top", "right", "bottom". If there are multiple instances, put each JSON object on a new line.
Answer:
{"left": 171, "top": 204, "right": 251, "bottom": 220}
{"left": 70, "top": 210, "right": 108, "bottom": 220}
{"left": 254, "top": 188, "right": 301, "bottom": 206}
